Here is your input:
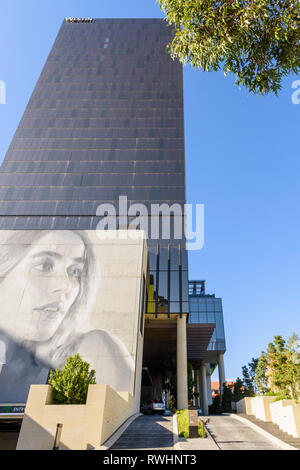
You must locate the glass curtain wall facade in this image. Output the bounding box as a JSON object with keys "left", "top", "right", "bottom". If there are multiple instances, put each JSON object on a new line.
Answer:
{"left": 188, "top": 281, "right": 226, "bottom": 353}
{"left": 0, "top": 19, "right": 188, "bottom": 315}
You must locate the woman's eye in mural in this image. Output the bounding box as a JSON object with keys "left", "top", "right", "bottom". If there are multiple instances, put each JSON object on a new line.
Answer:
{"left": 67, "top": 264, "right": 83, "bottom": 281}
{"left": 33, "top": 258, "right": 54, "bottom": 274}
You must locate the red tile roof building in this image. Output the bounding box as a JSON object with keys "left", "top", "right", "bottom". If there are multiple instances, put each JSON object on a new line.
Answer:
{"left": 211, "top": 381, "right": 236, "bottom": 398}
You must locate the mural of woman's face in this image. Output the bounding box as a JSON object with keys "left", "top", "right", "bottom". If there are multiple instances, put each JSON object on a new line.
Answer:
{"left": 0, "top": 231, "right": 86, "bottom": 342}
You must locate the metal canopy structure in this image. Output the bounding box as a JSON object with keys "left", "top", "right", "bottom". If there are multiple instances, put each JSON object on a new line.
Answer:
{"left": 186, "top": 323, "right": 216, "bottom": 367}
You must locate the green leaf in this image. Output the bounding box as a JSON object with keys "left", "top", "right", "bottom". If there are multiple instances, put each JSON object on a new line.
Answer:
{"left": 157, "top": 0, "right": 300, "bottom": 95}
{"left": 48, "top": 354, "right": 96, "bottom": 404}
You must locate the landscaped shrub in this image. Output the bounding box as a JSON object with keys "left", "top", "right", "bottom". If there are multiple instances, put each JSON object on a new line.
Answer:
{"left": 176, "top": 409, "right": 207, "bottom": 438}
{"left": 48, "top": 354, "right": 96, "bottom": 404}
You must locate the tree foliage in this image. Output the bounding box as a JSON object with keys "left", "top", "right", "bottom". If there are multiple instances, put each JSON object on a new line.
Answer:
{"left": 254, "top": 350, "right": 269, "bottom": 394}
{"left": 232, "top": 377, "right": 245, "bottom": 402}
{"left": 232, "top": 358, "right": 258, "bottom": 401}
{"left": 187, "top": 361, "right": 195, "bottom": 400}
{"left": 161, "top": 359, "right": 197, "bottom": 408}
{"left": 48, "top": 354, "right": 96, "bottom": 404}
{"left": 264, "top": 333, "right": 300, "bottom": 400}
{"left": 208, "top": 394, "right": 222, "bottom": 414}
{"left": 158, "top": 0, "right": 300, "bottom": 95}
{"left": 242, "top": 357, "right": 258, "bottom": 396}
{"left": 162, "top": 358, "right": 177, "bottom": 409}
{"left": 221, "top": 382, "right": 233, "bottom": 411}
{"left": 253, "top": 333, "right": 300, "bottom": 400}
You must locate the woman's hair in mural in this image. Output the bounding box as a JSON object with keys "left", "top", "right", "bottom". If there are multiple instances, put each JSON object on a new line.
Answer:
{"left": 0, "top": 230, "right": 98, "bottom": 368}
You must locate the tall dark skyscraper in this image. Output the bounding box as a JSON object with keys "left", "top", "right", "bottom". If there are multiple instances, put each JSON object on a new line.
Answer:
{"left": 0, "top": 18, "right": 188, "bottom": 315}
{"left": 0, "top": 20, "right": 228, "bottom": 441}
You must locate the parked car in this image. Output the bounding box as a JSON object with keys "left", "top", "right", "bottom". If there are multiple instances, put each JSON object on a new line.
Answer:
{"left": 141, "top": 399, "right": 166, "bottom": 415}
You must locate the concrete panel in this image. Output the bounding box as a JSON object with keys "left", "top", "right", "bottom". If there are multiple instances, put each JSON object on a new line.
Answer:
{"left": 236, "top": 397, "right": 253, "bottom": 415}
{"left": 270, "top": 400, "right": 300, "bottom": 438}
{"left": 0, "top": 230, "right": 147, "bottom": 403}
{"left": 251, "top": 396, "right": 276, "bottom": 422}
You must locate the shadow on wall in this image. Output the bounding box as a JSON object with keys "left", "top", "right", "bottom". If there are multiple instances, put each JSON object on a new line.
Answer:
{"left": 0, "top": 420, "right": 22, "bottom": 450}
{"left": 0, "top": 328, "right": 52, "bottom": 403}
{"left": 20, "top": 415, "right": 70, "bottom": 450}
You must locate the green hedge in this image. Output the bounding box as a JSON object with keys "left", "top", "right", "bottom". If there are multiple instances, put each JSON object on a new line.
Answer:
{"left": 176, "top": 410, "right": 207, "bottom": 438}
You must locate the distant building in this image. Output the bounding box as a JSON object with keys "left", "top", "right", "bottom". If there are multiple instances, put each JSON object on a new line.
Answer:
{"left": 211, "top": 381, "right": 235, "bottom": 399}
{"left": 188, "top": 280, "right": 226, "bottom": 413}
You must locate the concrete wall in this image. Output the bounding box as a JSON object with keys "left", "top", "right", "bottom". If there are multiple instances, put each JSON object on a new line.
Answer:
{"left": 16, "top": 384, "right": 138, "bottom": 450}
{"left": 250, "top": 396, "right": 276, "bottom": 422}
{"left": 9, "top": 230, "right": 148, "bottom": 449}
{"left": 0, "top": 230, "right": 147, "bottom": 403}
{"left": 237, "top": 396, "right": 300, "bottom": 438}
{"left": 236, "top": 397, "right": 253, "bottom": 415}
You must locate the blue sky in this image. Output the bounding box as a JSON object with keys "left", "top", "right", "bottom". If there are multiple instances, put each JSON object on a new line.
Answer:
{"left": 1, "top": 0, "right": 299, "bottom": 380}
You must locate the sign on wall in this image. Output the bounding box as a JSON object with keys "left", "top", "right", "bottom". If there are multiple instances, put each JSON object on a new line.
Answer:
{"left": 0, "top": 405, "right": 25, "bottom": 415}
